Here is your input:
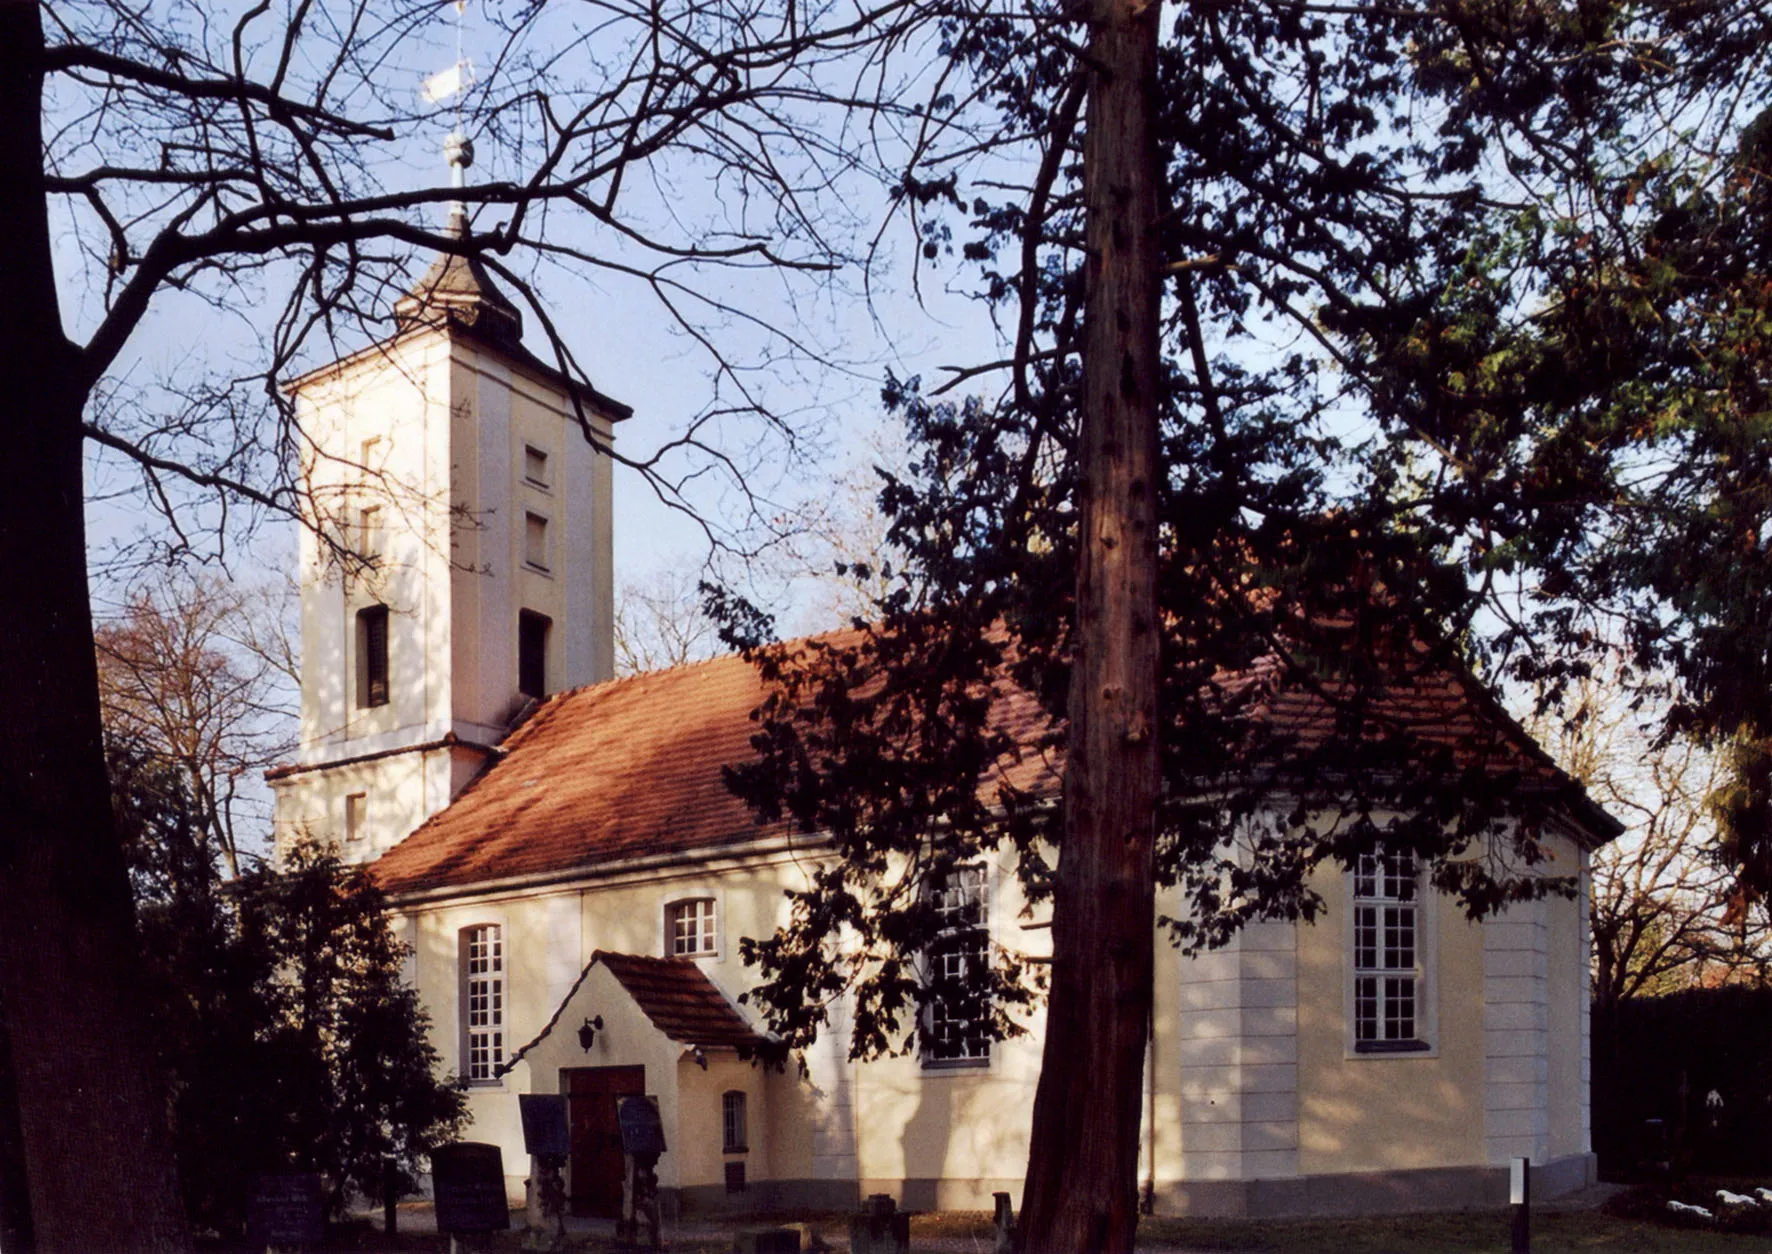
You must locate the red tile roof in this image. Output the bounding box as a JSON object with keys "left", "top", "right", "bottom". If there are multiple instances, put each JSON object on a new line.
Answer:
{"left": 372, "top": 635, "right": 1613, "bottom": 897}
{"left": 593, "top": 952, "right": 765, "bottom": 1049}
{"left": 373, "top": 651, "right": 794, "bottom": 894}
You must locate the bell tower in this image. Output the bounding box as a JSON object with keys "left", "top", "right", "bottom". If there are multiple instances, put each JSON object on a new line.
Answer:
{"left": 270, "top": 149, "right": 629, "bottom": 864}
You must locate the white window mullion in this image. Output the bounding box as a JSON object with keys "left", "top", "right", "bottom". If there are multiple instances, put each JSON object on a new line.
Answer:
{"left": 463, "top": 924, "right": 505, "bottom": 1082}
{"left": 1352, "top": 853, "right": 1424, "bottom": 1051}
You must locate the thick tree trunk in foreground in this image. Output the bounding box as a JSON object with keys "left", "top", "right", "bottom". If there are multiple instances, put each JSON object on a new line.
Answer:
{"left": 0, "top": 5, "right": 189, "bottom": 1249}
{"left": 1016, "top": 0, "right": 1162, "bottom": 1248}
{"left": 0, "top": 1002, "right": 36, "bottom": 1254}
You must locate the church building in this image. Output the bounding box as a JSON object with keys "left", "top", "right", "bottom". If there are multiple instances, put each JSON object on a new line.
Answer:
{"left": 270, "top": 226, "right": 1618, "bottom": 1221}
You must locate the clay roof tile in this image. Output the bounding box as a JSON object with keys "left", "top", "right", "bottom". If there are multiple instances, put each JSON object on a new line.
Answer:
{"left": 371, "top": 633, "right": 1614, "bottom": 897}
{"left": 593, "top": 951, "right": 764, "bottom": 1050}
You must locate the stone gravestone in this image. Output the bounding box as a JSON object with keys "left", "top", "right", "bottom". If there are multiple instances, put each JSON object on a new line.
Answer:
{"left": 733, "top": 1227, "right": 802, "bottom": 1254}
{"left": 616, "top": 1095, "right": 666, "bottom": 1249}
{"left": 433, "top": 1141, "right": 510, "bottom": 1253}
{"left": 849, "top": 1193, "right": 910, "bottom": 1254}
{"left": 247, "top": 1172, "right": 325, "bottom": 1253}
{"left": 520, "top": 1094, "right": 572, "bottom": 1160}
{"left": 617, "top": 1095, "right": 667, "bottom": 1157}
{"left": 520, "top": 1094, "right": 571, "bottom": 1248}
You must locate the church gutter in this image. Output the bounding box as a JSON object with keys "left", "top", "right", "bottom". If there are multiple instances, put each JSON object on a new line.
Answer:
{"left": 379, "top": 831, "right": 823, "bottom": 908}
{"left": 264, "top": 731, "right": 501, "bottom": 782}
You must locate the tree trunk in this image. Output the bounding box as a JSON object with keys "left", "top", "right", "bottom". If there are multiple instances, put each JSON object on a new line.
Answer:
{"left": 0, "top": 998, "right": 37, "bottom": 1254}
{"left": 0, "top": 5, "right": 190, "bottom": 1249}
{"left": 1016, "top": 0, "right": 1162, "bottom": 1247}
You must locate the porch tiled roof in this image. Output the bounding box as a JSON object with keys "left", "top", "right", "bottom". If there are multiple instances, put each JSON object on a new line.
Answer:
{"left": 593, "top": 952, "right": 765, "bottom": 1050}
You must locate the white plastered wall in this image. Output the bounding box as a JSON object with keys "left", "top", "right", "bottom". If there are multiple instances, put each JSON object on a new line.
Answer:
{"left": 1294, "top": 858, "right": 1487, "bottom": 1174}
{"left": 389, "top": 818, "right": 1595, "bottom": 1206}
{"left": 396, "top": 852, "right": 839, "bottom": 1198}
{"left": 850, "top": 848, "right": 1051, "bottom": 1207}
{"left": 272, "top": 328, "right": 618, "bottom": 867}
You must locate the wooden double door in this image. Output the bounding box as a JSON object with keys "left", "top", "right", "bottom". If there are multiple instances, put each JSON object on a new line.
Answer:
{"left": 563, "top": 1065, "right": 646, "bottom": 1218}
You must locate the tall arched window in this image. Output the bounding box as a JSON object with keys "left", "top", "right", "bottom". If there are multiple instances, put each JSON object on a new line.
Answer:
{"left": 925, "top": 865, "right": 990, "bottom": 1066}
{"left": 1351, "top": 852, "right": 1430, "bottom": 1053}
{"left": 460, "top": 924, "right": 505, "bottom": 1082}
{"left": 722, "top": 1090, "right": 748, "bottom": 1153}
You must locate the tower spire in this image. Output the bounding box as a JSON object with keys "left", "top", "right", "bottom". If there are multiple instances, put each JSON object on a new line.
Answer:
{"left": 401, "top": 4, "right": 518, "bottom": 343}
{"left": 444, "top": 129, "right": 474, "bottom": 236}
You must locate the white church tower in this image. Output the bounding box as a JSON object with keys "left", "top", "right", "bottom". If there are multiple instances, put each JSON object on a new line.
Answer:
{"left": 270, "top": 185, "right": 629, "bottom": 864}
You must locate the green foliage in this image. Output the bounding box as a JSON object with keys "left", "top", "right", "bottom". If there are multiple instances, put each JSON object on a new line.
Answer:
{"left": 112, "top": 743, "right": 463, "bottom": 1233}
{"left": 234, "top": 838, "right": 467, "bottom": 1215}
{"left": 1337, "top": 11, "right": 1772, "bottom": 902}
{"left": 708, "top": 1, "right": 1684, "bottom": 1061}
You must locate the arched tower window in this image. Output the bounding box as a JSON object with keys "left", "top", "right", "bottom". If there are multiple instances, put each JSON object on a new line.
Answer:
{"left": 355, "top": 604, "right": 390, "bottom": 707}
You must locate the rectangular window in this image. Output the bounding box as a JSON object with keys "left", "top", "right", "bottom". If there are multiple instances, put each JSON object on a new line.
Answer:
{"left": 925, "top": 865, "right": 990, "bottom": 1065}
{"left": 667, "top": 899, "right": 718, "bottom": 957}
{"left": 518, "top": 610, "right": 550, "bottom": 699}
{"left": 359, "top": 436, "right": 382, "bottom": 476}
{"left": 357, "top": 505, "right": 382, "bottom": 560}
{"left": 344, "top": 792, "right": 367, "bottom": 842}
{"left": 1352, "top": 852, "right": 1428, "bottom": 1052}
{"left": 525, "top": 512, "right": 549, "bottom": 572}
{"left": 462, "top": 924, "right": 504, "bottom": 1082}
{"left": 524, "top": 445, "right": 550, "bottom": 488}
{"left": 355, "top": 605, "right": 390, "bottom": 708}
{"left": 722, "top": 1090, "right": 748, "bottom": 1153}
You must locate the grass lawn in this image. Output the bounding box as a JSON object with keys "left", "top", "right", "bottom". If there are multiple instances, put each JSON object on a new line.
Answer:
{"left": 199, "top": 1202, "right": 1772, "bottom": 1252}
{"left": 908, "top": 1208, "right": 1772, "bottom": 1252}
{"left": 1126, "top": 1210, "right": 1772, "bottom": 1252}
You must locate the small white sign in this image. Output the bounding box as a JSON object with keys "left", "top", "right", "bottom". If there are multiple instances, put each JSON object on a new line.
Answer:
{"left": 1509, "top": 1157, "right": 1527, "bottom": 1206}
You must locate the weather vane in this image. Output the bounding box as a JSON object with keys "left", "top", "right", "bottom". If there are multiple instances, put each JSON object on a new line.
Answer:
{"left": 422, "top": 1, "right": 475, "bottom": 207}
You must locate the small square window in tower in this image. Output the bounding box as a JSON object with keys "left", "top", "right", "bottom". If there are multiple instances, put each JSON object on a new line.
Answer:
{"left": 524, "top": 444, "right": 550, "bottom": 488}
{"left": 344, "top": 792, "right": 367, "bottom": 842}
{"left": 525, "top": 512, "right": 549, "bottom": 572}
{"left": 357, "top": 505, "right": 382, "bottom": 561}
{"left": 518, "top": 610, "right": 551, "bottom": 699}
{"left": 355, "top": 605, "right": 390, "bottom": 708}
{"left": 667, "top": 899, "right": 717, "bottom": 957}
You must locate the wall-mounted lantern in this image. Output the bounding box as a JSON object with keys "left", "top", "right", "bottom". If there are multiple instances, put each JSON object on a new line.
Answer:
{"left": 577, "top": 1015, "right": 604, "bottom": 1052}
